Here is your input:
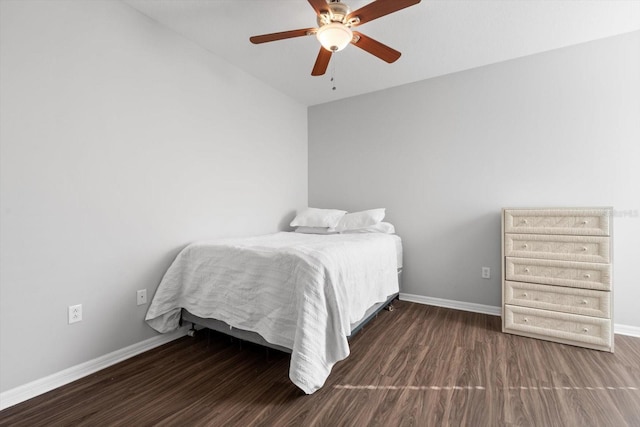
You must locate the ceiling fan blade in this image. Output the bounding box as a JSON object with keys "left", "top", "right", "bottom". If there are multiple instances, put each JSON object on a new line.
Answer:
{"left": 311, "top": 47, "right": 332, "bottom": 76}
{"left": 351, "top": 32, "right": 401, "bottom": 63}
{"left": 250, "top": 28, "right": 315, "bottom": 44}
{"left": 308, "top": 0, "right": 330, "bottom": 16}
{"left": 347, "top": 0, "right": 421, "bottom": 26}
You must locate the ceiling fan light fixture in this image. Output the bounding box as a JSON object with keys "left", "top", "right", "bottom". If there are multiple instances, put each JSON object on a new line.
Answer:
{"left": 316, "top": 23, "right": 353, "bottom": 52}
{"left": 250, "top": 0, "right": 422, "bottom": 76}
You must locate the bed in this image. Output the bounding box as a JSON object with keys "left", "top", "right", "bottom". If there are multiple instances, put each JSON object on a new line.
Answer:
{"left": 145, "top": 231, "right": 402, "bottom": 394}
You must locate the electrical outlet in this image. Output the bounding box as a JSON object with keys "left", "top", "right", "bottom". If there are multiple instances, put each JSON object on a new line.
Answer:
{"left": 481, "top": 267, "right": 491, "bottom": 279}
{"left": 137, "top": 289, "right": 147, "bottom": 306}
{"left": 68, "top": 304, "right": 82, "bottom": 324}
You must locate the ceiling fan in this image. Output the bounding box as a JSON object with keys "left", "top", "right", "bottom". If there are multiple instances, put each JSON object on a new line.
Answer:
{"left": 249, "top": 0, "right": 421, "bottom": 76}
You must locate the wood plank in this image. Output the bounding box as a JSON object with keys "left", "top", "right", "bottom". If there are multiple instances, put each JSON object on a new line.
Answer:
{"left": 1, "top": 301, "right": 639, "bottom": 426}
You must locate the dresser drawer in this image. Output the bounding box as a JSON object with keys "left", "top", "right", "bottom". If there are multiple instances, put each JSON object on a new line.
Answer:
{"left": 505, "top": 257, "right": 611, "bottom": 291}
{"left": 504, "top": 209, "right": 610, "bottom": 236}
{"left": 504, "top": 234, "right": 610, "bottom": 263}
{"left": 504, "top": 305, "right": 612, "bottom": 349}
{"left": 504, "top": 281, "right": 611, "bottom": 318}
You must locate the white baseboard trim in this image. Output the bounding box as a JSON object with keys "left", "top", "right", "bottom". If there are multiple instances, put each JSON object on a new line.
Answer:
{"left": 614, "top": 324, "right": 640, "bottom": 338}
{"left": 399, "top": 293, "right": 502, "bottom": 316}
{"left": 399, "top": 293, "right": 640, "bottom": 338}
{"left": 0, "top": 328, "right": 187, "bottom": 411}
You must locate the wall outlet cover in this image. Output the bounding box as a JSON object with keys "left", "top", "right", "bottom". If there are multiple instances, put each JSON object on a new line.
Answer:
{"left": 68, "top": 304, "right": 82, "bottom": 324}
{"left": 137, "top": 289, "right": 147, "bottom": 306}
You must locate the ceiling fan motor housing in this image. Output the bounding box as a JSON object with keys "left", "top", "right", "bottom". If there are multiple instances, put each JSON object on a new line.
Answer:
{"left": 317, "top": 0, "right": 352, "bottom": 26}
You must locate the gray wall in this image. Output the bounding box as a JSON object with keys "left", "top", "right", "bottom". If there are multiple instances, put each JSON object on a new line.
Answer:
{"left": 0, "top": 0, "right": 307, "bottom": 392}
{"left": 309, "top": 31, "right": 640, "bottom": 327}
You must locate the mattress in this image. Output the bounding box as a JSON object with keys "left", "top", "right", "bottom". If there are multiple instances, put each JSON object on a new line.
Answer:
{"left": 146, "top": 231, "right": 401, "bottom": 394}
{"left": 391, "top": 234, "right": 403, "bottom": 268}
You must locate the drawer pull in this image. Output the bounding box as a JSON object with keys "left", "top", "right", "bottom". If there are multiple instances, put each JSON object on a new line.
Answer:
{"left": 523, "top": 244, "right": 528, "bottom": 249}
{"left": 523, "top": 318, "right": 529, "bottom": 323}
{"left": 583, "top": 328, "right": 589, "bottom": 333}
{"left": 524, "top": 268, "right": 530, "bottom": 273}
{"left": 581, "top": 220, "right": 588, "bottom": 225}
{"left": 522, "top": 293, "right": 528, "bottom": 297}
{"left": 522, "top": 219, "right": 528, "bottom": 224}
{"left": 581, "top": 247, "right": 588, "bottom": 251}
{"left": 584, "top": 273, "right": 591, "bottom": 279}
{"left": 581, "top": 300, "right": 588, "bottom": 305}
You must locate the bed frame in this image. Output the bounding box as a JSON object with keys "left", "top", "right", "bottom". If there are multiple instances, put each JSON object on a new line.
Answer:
{"left": 181, "top": 269, "right": 402, "bottom": 353}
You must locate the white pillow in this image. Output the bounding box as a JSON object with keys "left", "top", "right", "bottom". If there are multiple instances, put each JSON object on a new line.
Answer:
{"left": 290, "top": 208, "right": 347, "bottom": 228}
{"left": 340, "top": 222, "right": 395, "bottom": 234}
{"left": 335, "top": 208, "right": 386, "bottom": 232}
{"left": 294, "top": 227, "right": 338, "bottom": 235}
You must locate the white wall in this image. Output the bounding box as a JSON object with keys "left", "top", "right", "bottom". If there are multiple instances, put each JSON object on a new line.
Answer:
{"left": 0, "top": 0, "right": 307, "bottom": 392}
{"left": 309, "top": 31, "right": 640, "bottom": 327}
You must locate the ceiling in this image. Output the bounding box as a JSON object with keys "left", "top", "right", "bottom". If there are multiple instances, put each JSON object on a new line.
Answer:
{"left": 124, "top": 0, "right": 640, "bottom": 106}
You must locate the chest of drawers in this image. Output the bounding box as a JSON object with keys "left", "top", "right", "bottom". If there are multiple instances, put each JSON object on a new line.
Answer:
{"left": 501, "top": 208, "right": 613, "bottom": 352}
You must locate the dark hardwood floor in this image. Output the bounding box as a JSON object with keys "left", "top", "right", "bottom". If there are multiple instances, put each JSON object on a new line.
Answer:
{"left": 2, "top": 301, "right": 639, "bottom": 426}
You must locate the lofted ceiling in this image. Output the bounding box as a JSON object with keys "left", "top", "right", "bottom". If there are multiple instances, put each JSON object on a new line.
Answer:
{"left": 124, "top": 0, "right": 640, "bottom": 106}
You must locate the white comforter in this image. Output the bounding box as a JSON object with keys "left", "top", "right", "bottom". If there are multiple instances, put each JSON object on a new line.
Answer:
{"left": 145, "top": 232, "right": 399, "bottom": 394}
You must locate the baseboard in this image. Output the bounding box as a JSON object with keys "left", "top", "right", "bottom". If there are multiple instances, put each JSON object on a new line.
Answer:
{"left": 399, "top": 293, "right": 640, "bottom": 338}
{"left": 399, "top": 293, "right": 502, "bottom": 316}
{"left": 0, "top": 328, "right": 187, "bottom": 411}
{"left": 614, "top": 324, "right": 640, "bottom": 338}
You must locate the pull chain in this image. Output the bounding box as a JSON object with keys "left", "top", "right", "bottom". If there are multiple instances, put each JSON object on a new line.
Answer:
{"left": 330, "top": 54, "right": 337, "bottom": 91}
